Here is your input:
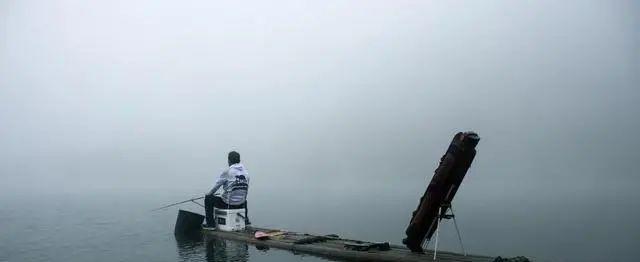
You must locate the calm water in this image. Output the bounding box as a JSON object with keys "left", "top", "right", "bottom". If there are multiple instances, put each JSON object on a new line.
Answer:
{"left": 1, "top": 188, "right": 637, "bottom": 262}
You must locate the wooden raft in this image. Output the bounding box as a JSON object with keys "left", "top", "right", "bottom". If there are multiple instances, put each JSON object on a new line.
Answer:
{"left": 202, "top": 226, "right": 495, "bottom": 262}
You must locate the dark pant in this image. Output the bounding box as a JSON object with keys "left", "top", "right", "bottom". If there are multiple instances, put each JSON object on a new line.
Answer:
{"left": 204, "top": 195, "right": 249, "bottom": 226}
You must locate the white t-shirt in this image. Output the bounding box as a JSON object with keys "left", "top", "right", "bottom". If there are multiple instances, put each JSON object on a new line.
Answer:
{"left": 208, "top": 163, "right": 250, "bottom": 205}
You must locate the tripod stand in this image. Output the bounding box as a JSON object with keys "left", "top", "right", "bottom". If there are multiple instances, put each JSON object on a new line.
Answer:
{"left": 422, "top": 203, "right": 466, "bottom": 260}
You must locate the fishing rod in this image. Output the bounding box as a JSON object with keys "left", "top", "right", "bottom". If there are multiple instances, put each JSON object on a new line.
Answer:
{"left": 152, "top": 196, "right": 205, "bottom": 211}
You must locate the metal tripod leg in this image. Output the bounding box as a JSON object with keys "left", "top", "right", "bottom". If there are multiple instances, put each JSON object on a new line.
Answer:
{"left": 422, "top": 237, "right": 430, "bottom": 251}
{"left": 449, "top": 206, "right": 466, "bottom": 256}
{"left": 433, "top": 206, "right": 441, "bottom": 260}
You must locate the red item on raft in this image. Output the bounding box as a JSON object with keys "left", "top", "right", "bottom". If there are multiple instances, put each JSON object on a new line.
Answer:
{"left": 254, "top": 231, "right": 270, "bottom": 240}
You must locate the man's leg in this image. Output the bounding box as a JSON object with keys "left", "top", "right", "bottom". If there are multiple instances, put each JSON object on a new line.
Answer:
{"left": 204, "top": 194, "right": 215, "bottom": 226}
{"left": 212, "top": 196, "right": 225, "bottom": 208}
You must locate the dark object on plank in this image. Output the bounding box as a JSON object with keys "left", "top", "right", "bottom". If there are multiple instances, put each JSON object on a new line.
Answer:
{"left": 294, "top": 234, "right": 339, "bottom": 244}
{"left": 344, "top": 242, "right": 390, "bottom": 251}
{"left": 493, "top": 256, "right": 531, "bottom": 262}
{"left": 404, "top": 131, "right": 480, "bottom": 252}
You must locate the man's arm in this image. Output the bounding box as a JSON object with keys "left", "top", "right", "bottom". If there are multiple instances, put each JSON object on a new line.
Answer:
{"left": 207, "top": 171, "right": 227, "bottom": 195}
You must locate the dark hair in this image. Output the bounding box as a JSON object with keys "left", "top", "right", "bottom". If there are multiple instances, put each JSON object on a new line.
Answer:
{"left": 228, "top": 151, "right": 241, "bottom": 165}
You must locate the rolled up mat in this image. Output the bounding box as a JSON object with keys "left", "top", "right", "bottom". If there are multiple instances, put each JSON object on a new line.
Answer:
{"left": 404, "top": 132, "right": 480, "bottom": 252}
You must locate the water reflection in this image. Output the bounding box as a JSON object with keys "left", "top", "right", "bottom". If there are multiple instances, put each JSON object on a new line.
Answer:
{"left": 176, "top": 233, "right": 249, "bottom": 262}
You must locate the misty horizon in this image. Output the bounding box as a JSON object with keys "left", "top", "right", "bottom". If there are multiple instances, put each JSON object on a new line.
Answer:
{"left": 1, "top": 1, "right": 639, "bottom": 261}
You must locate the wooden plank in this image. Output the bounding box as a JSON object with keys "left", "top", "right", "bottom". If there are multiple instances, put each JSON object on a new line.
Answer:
{"left": 202, "top": 227, "right": 495, "bottom": 262}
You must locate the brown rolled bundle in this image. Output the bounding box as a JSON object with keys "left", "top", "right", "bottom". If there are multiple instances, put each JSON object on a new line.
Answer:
{"left": 403, "top": 132, "right": 480, "bottom": 252}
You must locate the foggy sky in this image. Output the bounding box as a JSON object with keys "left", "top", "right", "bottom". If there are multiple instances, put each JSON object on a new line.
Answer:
{"left": 1, "top": 0, "right": 639, "bottom": 201}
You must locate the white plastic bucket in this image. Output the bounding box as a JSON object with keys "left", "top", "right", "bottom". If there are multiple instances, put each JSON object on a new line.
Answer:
{"left": 214, "top": 208, "right": 246, "bottom": 232}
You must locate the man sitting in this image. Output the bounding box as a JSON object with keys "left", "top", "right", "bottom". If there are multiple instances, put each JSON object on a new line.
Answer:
{"left": 204, "top": 151, "right": 250, "bottom": 228}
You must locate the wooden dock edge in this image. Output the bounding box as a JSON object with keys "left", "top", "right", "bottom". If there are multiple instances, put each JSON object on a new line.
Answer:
{"left": 203, "top": 227, "right": 496, "bottom": 262}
